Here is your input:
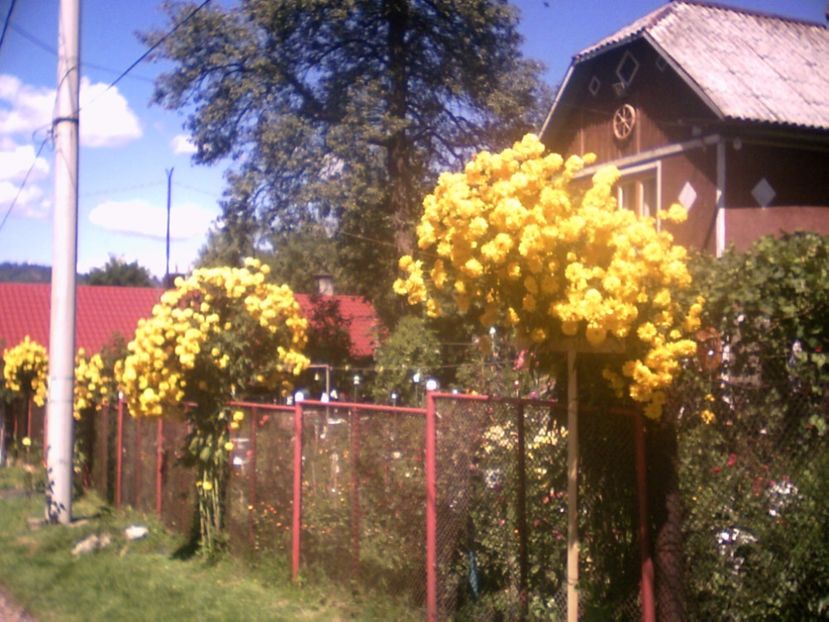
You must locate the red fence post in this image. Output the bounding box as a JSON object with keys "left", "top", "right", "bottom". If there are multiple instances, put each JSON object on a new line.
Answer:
{"left": 350, "top": 407, "right": 362, "bottom": 581}
{"left": 248, "top": 406, "right": 258, "bottom": 550}
{"left": 425, "top": 392, "right": 438, "bottom": 622}
{"left": 634, "top": 413, "right": 656, "bottom": 622}
{"left": 115, "top": 395, "right": 124, "bottom": 508}
{"left": 155, "top": 418, "right": 164, "bottom": 516}
{"left": 291, "top": 400, "right": 304, "bottom": 582}
{"left": 515, "top": 403, "right": 529, "bottom": 620}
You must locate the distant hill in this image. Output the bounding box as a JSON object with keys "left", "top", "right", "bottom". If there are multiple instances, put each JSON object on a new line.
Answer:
{"left": 0, "top": 262, "right": 52, "bottom": 283}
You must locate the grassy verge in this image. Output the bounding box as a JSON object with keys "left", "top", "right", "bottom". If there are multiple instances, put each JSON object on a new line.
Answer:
{"left": 0, "top": 468, "right": 420, "bottom": 621}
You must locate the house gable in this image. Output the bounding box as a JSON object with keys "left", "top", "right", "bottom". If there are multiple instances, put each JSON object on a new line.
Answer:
{"left": 539, "top": 1, "right": 829, "bottom": 255}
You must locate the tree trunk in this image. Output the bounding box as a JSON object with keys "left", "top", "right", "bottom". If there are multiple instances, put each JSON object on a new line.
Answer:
{"left": 648, "top": 417, "right": 688, "bottom": 621}
{"left": 384, "top": 0, "right": 413, "bottom": 258}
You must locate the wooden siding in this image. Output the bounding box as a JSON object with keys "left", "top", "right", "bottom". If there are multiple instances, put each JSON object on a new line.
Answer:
{"left": 725, "top": 142, "right": 829, "bottom": 208}
{"left": 544, "top": 39, "right": 716, "bottom": 162}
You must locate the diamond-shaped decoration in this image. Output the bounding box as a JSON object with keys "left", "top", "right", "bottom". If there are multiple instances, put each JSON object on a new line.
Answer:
{"left": 588, "top": 76, "right": 601, "bottom": 96}
{"left": 678, "top": 181, "right": 697, "bottom": 210}
{"left": 615, "top": 51, "right": 640, "bottom": 87}
{"left": 752, "top": 178, "right": 776, "bottom": 208}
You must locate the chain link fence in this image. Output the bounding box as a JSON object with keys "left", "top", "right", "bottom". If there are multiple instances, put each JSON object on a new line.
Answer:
{"left": 671, "top": 346, "right": 829, "bottom": 620}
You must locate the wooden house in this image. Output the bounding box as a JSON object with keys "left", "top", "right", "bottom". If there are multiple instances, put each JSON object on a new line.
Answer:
{"left": 540, "top": 0, "right": 829, "bottom": 255}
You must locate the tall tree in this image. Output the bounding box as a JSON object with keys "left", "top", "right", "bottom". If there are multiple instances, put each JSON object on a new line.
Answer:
{"left": 86, "top": 256, "right": 155, "bottom": 287}
{"left": 144, "top": 0, "right": 549, "bottom": 316}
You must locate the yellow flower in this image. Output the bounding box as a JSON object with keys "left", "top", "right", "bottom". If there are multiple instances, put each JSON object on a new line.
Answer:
{"left": 21, "top": 436, "right": 32, "bottom": 447}
{"left": 224, "top": 441, "right": 234, "bottom": 451}
{"left": 394, "top": 133, "right": 700, "bottom": 419}
{"left": 701, "top": 409, "right": 715, "bottom": 424}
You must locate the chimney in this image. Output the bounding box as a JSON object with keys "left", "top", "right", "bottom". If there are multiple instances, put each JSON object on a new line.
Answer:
{"left": 315, "top": 273, "right": 334, "bottom": 296}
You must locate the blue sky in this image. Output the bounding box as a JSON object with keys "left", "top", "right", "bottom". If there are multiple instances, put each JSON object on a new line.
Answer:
{"left": 0, "top": 0, "right": 823, "bottom": 278}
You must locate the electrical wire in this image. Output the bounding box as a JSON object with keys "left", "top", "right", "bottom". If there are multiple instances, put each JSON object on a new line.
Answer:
{"left": 0, "top": 0, "right": 16, "bottom": 53}
{"left": 0, "top": 136, "right": 50, "bottom": 234}
{"left": 78, "top": 0, "right": 213, "bottom": 113}
{"left": 10, "top": 24, "right": 155, "bottom": 83}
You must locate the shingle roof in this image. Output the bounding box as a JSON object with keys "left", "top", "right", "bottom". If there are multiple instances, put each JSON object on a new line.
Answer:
{"left": 0, "top": 283, "right": 378, "bottom": 359}
{"left": 573, "top": 1, "right": 829, "bottom": 130}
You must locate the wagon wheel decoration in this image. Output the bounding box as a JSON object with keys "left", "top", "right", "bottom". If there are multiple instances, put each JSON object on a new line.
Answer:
{"left": 612, "top": 104, "right": 636, "bottom": 140}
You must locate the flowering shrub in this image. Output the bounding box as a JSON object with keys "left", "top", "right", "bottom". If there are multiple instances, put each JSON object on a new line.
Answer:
{"left": 2, "top": 336, "right": 48, "bottom": 407}
{"left": 394, "top": 134, "right": 700, "bottom": 418}
{"left": 118, "top": 258, "right": 309, "bottom": 553}
{"left": 73, "top": 349, "right": 108, "bottom": 420}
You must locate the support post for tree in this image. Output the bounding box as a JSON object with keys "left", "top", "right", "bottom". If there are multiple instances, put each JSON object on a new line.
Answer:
{"left": 115, "top": 395, "right": 124, "bottom": 508}
{"left": 567, "top": 347, "right": 579, "bottom": 622}
{"left": 515, "top": 402, "right": 529, "bottom": 620}
{"left": 155, "top": 418, "right": 164, "bottom": 516}
{"left": 27, "top": 396, "right": 32, "bottom": 441}
{"left": 291, "top": 399, "right": 303, "bottom": 582}
{"left": 248, "top": 406, "right": 258, "bottom": 550}
{"left": 634, "top": 413, "right": 656, "bottom": 622}
{"left": 350, "top": 407, "right": 362, "bottom": 581}
{"left": 425, "top": 391, "right": 438, "bottom": 622}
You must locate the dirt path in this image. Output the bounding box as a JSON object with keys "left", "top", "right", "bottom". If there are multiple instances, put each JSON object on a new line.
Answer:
{"left": 0, "top": 586, "right": 35, "bottom": 622}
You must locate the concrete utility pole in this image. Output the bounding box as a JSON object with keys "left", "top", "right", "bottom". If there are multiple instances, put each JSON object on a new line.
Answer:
{"left": 46, "top": 0, "right": 81, "bottom": 524}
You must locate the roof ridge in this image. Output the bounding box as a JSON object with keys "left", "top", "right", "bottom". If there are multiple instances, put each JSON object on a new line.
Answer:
{"left": 576, "top": 1, "right": 827, "bottom": 62}
{"left": 673, "top": 1, "right": 827, "bottom": 29}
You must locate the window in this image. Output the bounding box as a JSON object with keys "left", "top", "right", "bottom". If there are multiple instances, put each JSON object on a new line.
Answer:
{"left": 618, "top": 171, "right": 658, "bottom": 218}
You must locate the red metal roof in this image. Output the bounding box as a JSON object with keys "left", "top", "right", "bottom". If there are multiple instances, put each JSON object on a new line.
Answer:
{"left": 295, "top": 293, "right": 378, "bottom": 359}
{"left": 0, "top": 283, "right": 378, "bottom": 359}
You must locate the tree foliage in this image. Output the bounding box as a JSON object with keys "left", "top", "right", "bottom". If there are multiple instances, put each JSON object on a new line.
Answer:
{"left": 144, "top": 0, "right": 549, "bottom": 313}
{"left": 371, "top": 315, "right": 441, "bottom": 405}
{"left": 86, "top": 256, "right": 155, "bottom": 287}
{"left": 673, "top": 233, "right": 829, "bottom": 618}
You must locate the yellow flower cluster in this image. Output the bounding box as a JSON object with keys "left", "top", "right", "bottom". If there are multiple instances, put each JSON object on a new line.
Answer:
{"left": 119, "top": 258, "right": 310, "bottom": 417}
{"left": 395, "top": 134, "right": 701, "bottom": 418}
{"left": 2, "top": 336, "right": 48, "bottom": 406}
{"left": 73, "top": 349, "right": 108, "bottom": 420}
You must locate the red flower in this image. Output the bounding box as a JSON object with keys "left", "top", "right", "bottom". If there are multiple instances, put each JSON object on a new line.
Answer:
{"left": 727, "top": 453, "right": 737, "bottom": 468}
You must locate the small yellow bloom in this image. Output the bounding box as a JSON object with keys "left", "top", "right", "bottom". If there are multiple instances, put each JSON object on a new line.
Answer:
{"left": 224, "top": 441, "right": 234, "bottom": 451}
{"left": 701, "top": 409, "right": 715, "bottom": 424}
{"left": 21, "top": 436, "right": 32, "bottom": 447}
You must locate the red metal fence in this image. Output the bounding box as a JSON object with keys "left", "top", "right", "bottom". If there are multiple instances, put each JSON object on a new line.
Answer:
{"left": 83, "top": 393, "right": 650, "bottom": 621}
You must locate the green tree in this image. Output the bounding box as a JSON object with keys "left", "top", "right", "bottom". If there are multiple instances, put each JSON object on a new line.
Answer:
{"left": 86, "top": 256, "right": 155, "bottom": 287}
{"left": 372, "top": 315, "right": 441, "bottom": 405}
{"left": 143, "top": 0, "right": 549, "bottom": 317}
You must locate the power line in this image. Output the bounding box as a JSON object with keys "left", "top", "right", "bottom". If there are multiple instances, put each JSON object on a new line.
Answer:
{"left": 0, "top": 0, "right": 16, "bottom": 53}
{"left": 79, "top": 0, "right": 213, "bottom": 113}
{"left": 10, "top": 24, "right": 155, "bottom": 82}
{"left": 0, "top": 136, "right": 50, "bottom": 234}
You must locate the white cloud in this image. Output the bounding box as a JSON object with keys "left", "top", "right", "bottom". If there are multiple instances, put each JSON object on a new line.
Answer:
{"left": 0, "top": 142, "right": 50, "bottom": 183}
{"left": 78, "top": 77, "right": 142, "bottom": 148}
{"left": 0, "top": 73, "right": 142, "bottom": 148}
{"left": 0, "top": 75, "right": 53, "bottom": 136}
{"left": 88, "top": 198, "right": 216, "bottom": 240}
{"left": 170, "top": 133, "right": 198, "bottom": 155}
{"left": 0, "top": 180, "right": 49, "bottom": 218}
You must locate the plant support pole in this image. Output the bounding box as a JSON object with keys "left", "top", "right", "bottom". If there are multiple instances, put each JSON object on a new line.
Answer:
{"left": 291, "top": 400, "right": 303, "bottom": 582}
{"left": 425, "top": 392, "right": 438, "bottom": 622}
{"left": 567, "top": 347, "right": 579, "bottom": 622}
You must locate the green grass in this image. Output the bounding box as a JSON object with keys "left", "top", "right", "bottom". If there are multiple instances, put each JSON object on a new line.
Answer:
{"left": 0, "top": 468, "right": 420, "bottom": 621}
